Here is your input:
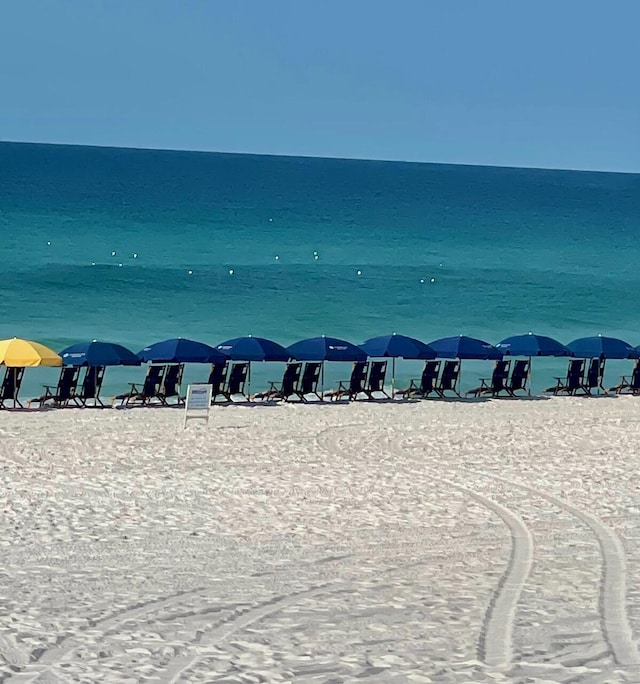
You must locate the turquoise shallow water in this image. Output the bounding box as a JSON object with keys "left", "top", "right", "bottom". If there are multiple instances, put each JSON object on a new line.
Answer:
{"left": 1, "top": 141, "right": 639, "bottom": 397}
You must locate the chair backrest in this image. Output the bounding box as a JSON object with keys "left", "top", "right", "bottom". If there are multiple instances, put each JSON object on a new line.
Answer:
{"left": 207, "top": 362, "right": 228, "bottom": 394}
{"left": 142, "top": 365, "right": 166, "bottom": 397}
{"left": 227, "top": 363, "right": 249, "bottom": 394}
{"left": 1, "top": 367, "right": 25, "bottom": 400}
{"left": 349, "top": 361, "right": 369, "bottom": 392}
{"left": 81, "top": 366, "right": 105, "bottom": 399}
{"left": 299, "top": 362, "right": 322, "bottom": 393}
{"left": 440, "top": 360, "right": 460, "bottom": 390}
{"left": 281, "top": 362, "right": 302, "bottom": 395}
{"left": 509, "top": 359, "right": 529, "bottom": 391}
{"left": 420, "top": 360, "right": 441, "bottom": 393}
{"left": 585, "top": 357, "right": 605, "bottom": 388}
{"left": 491, "top": 360, "right": 511, "bottom": 390}
{"left": 162, "top": 364, "right": 183, "bottom": 397}
{"left": 367, "top": 361, "right": 387, "bottom": 392}
{"left": 631, "top": 359, "right": 640, "bottom": 388}
{"left": 566, "top": 359, "right": 585, "bottom": 389}
{"left": 56, "top": 366, "right": 80, "bottom": 400}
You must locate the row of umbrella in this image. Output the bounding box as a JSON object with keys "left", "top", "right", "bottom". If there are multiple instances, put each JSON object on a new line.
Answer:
{"left": 0, "top": 333, "right": 638, "bottom": 369}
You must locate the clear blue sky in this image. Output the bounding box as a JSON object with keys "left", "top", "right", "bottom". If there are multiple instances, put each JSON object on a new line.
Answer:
{"left": 1, "top": 0, "right": 638, "bottom": 172}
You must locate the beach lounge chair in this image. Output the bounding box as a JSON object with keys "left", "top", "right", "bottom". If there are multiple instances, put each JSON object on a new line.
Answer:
{"left": 253, "top": 362, "right": 301, "bottom": 402}
{"left": 158, "top": 363, "right": 184, "bottom": 405}
{"left": 28, "top": 366, "right": 80, "bottom": 408}
{"left": 505, "top": 359, "right": 530, "bottom": 397}
{"left": 222, "top": 362, "right": 249, "bottom": 401}
{"left": 545, "top": 359, "right": 584, "bottom": 396}
{"left": 113, "top": 364, "right": 166, "bottom": 407}
{"left": 76, "top": 366, "right": 106, "bottom": 407}
{"left": 207, "top": 361, "right": 228, "bottom": 403}
{"left": 364, "top": 360, "right": 390, "bottom": 399}
{"left": 395, "top": 360, "right": 441, "bottom": 399}
{"left": 0, "top": 367, "right": 25, "bottom": 409}
{"left": 325, "top": 361, "right": 369, "bottom": 401}
{"left": 295, "top": 362, "right": 323, "bottom": 402}
{"left": 466, "top": 360, "right": 511, "bottom": 398}
{"left": 579, "top": 357, "right": 606, "bottom": 395}
{"left": 435, "top": 360, "right": 460, "bottom": 398}
{"left": 610, "top": 359, "right": 640, "bottom": 394}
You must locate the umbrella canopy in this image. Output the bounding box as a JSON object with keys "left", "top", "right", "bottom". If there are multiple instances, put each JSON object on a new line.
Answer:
{"left": 287, "top": 336, "right": 367, "bottom": 362}
{"left": 496, "top": 332, "right": 571, "bottom": 357}
{"left": 360, "top": 333, "right": 436, "bottom": 359}
{"left": 216, "top": 336, "right": 290, "bottom": 362}
{"left": 138, "top": 337, "right": 228, "bottom": 363}
{"left": 0, "top": 338, "right": 62, "bottom": 367}
{"left": 567, "top": 335, "right": 639, "bottom": 359}
{"left": 60, "top": 341, "right": 141, "bottom": 367}
{"left": 427, "top": 335, "right": 503, "bottom": 360}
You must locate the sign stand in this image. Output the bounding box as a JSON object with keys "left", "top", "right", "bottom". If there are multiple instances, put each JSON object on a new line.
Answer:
{"left": 183, "top": 384, "right": 213, "bottom": 429}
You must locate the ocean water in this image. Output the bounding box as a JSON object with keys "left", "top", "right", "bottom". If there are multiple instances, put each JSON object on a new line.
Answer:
{"left": 1, "top": 141, "right": 639, "bottom": 397}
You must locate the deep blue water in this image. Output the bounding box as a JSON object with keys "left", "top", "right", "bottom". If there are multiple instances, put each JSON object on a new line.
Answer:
{"left": 1, "top": 141, "right": 639, "bottom": 395}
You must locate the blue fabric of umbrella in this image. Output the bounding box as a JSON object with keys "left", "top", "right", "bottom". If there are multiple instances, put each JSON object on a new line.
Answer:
{"left": 360, "top": 333, "right": 436, "bottom": 359}
{"left": 496, "top": 333, "right": 571, "bottom": 357}
{"left": 60, "top": 341, "right": 141, "bottom": 366}
{"left": 567, "top": 335, "right": 639, "bottom": 359}
{"left": 427, "top": 335, "right": 503, "bottom": 360}
{"left": 138, "top": 338, "right": 228, "bottom": 363}
{"left": 287, "top": 336, "right": 367, "bottom": 362}
{"left": 216, "top": 336, "right": 290, "bottom": 362}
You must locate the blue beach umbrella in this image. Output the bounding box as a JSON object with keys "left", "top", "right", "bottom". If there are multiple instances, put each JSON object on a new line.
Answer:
{"left": 216, "top": 336, "right": 290, "bottom": 362}
{"left": 60, "top": 340, "right": 141, "bottom": 366}
{"left": 360, "top": 333, "right": 436, "bottom": 360}
{"left": 427, "top": 335, "right": 503, "bottom": 360}
{"left": 138, "top": 338, "right": 228, "bottom": 364}
{"left": 287, "top": 336, "right": 367, "bottom": 393}
{"left": 496, "top": 332, "right": 571, "bottom": 396}
{"left": 496, "top": 332, "right": 571, "bottom": 357}
{"left": 287, "top": 336, "right": 367, "bottom": 362}
{"left": 567, "top": 335, "right": 639, "bottom": 359}
{"left": 360, "top": 333, "right": 437, "bottom": 393}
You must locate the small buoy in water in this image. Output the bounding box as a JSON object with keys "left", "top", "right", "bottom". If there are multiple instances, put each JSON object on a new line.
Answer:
{"left": 229, "top": 269, "right": 234, "bottom": 275}
{"left": 91, "top": 262, "right": 96, "bottom": 266}
{"left": 356, "top": 270, "right": 362, "bottom": 276}
{"left": 313, "top": 250, "right": 318, "bottom": 255}
{"left": 420, "top": 278, "right": 425, "bottom": 284}
{"left": 439, "top": 263, "right": 443, "bottom": 267}
{"left": 118, "top": 263, "right": 123, "bottom": 267}
{"left": 133, "top": 253, "right": 138, "bottom": 259}
{"left": 269, "top": 218, "right": 273, "bottom": 222}
{"left": 111, "top": 251, "right": 116, "bottom": 256}
{"left": 47, "top": 241, "right": 51, "bottom": 245}
{"left": 188, "top": 270, "right": 193, "bottom": 275}
{"left": 314, "top": 255, "right": 319, "bottom": 260}
{"left": 275, "top": 255, "right": 279, "bottom": 260}
{"left": 430, "top": 277, "right": 435, "bottom": 283}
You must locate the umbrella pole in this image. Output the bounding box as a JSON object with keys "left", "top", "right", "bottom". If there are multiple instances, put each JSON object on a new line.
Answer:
{"left": 528, "top": 357, "right": 532, "bottom": 396}
{"left": 321, "top": 362, "right": 325, "bottom": 397}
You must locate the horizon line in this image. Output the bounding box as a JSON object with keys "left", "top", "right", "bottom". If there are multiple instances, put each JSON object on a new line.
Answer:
{"left": 1, "top": 137, "right": 638, "bottom": 176}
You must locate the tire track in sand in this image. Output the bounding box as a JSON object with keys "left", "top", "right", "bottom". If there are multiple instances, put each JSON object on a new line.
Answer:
{"left": 384, "top": 434, "right": 534, "bottom": 668}
{"left": 471, "top": 470, "right": 640, "bottom": 668}
{"left": 161, "top": 582, "right": 345, "bottom": 683}
{"left": 4, "top": 589, "right": 208, "bottom": 683}
{"left": 314, "top": 424, "right": 534, "bottom": 669}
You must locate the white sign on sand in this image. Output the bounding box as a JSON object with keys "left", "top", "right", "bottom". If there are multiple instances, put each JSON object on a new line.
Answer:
{"left": 183, "top": 384, "right": 212, "bottom": 428}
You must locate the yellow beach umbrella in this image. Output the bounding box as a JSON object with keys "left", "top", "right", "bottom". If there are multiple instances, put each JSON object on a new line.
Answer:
{"left": 0, "top": 338, "right": 62, "bottom": 367}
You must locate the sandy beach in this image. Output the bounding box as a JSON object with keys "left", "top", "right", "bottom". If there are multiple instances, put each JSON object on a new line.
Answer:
{"left": 2, "top": 397, "right": 640, "bottom": 683}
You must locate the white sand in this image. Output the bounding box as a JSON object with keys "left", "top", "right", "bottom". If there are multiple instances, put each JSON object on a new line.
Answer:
{"left": 2, "top": 397, "right": 640, "bottom": 683}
